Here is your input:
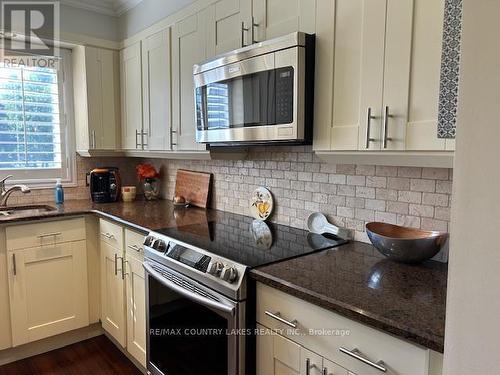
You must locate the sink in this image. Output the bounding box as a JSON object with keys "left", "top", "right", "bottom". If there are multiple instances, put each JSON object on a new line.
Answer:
{"left": 0, "top": 205, "right": 57, "bottom": 217}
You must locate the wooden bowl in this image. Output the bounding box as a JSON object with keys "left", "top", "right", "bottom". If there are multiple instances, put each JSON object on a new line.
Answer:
{"left": 366, "top": 222, "right": 449, "bottom": 263}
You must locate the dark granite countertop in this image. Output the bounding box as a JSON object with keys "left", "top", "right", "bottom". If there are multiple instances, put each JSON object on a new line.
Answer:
{"left": 1, "top": 200, "right": 447, "bottom": 352}
{"left": 251, "top": 242, "right": 447, "bottom": 352}
{"left": 0, "top": 199, "right": 207, "bottom": 233}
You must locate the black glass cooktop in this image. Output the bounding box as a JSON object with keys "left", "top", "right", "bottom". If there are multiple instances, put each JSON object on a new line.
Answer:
{"left": 154, "top": 210, "right": 348, "bottom": 268}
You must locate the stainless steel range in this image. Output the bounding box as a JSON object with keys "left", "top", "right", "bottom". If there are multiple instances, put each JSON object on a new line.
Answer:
{"left": 143, "top": 211, "right": 347, "bottom": 375}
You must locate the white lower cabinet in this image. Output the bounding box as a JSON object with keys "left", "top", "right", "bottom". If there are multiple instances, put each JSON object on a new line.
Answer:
{"left": 99, "top": 219, "right": 146, "bottom": 366}
{"left": 100, "top": 239, "right": 127, "bottom": 347}
{"left": 257, "top": 283, "right": 442, "bottom": 375}
{"left": 125, "top": 229, "right": 147, "bottom": 367}
{"left": 6, "top": 219, "right": 89, "bottom": 347}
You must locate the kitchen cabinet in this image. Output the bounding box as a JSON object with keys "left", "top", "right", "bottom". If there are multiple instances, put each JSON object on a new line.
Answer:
{"left": 100, "top": 219, "right": 126, "bottom": 347}
{"left": 125, "top": 229, "right": 146, "bottom": 367}
{"left": 6, "top": 219, "right": 89, "bottom": 347}
{"left": 257, "top": 282, "right": 443, "bottom": 375}
{"left": 206, "top": 0, "right": 252, "bottom": 55}
{"left": 171, "top": 10, "right": 210, "bottom": 151}
{"left": 73, "top": 46, "right": 120, "bottom": 154}
{"left": 0, "top": 229, "right": 11, "bottom": 351}
{"left": 257, "top": 323, "right": 344, "bottom": 375}
{"left": 120, "top": 42, "right": 144, "bottom": 150}
{"left": 314, "top": 0, "right": 455, "bottom": 159}
{"left": 142, "top": 28, "right": 172, "bottom": 151}
{"left": 252, "top": 0, "right": 316, "bottom": 42}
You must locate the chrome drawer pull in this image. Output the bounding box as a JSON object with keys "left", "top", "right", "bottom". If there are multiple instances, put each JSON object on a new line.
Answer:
{"left": 127, "top": 244, "right": 142, "bottom": 252}
{"left": 264, "top": 310, "right": 297, "bottom": 328}
{"left": 37, "top": 232, "right": 62, "bottom": 238}
{"left": 365, "top": 107, "right": 377, "bottom": 148}
{"left": 101, "top": 232, "right": 115, "bottom": 240}
{"left": 305, "top": 358, "right": 317, "bottom": 375}
{"left": 339, "top": 347, "right": 387, "bottom": 372}
{"left": 12, "top": 253, "right": 16, "bottom": 276}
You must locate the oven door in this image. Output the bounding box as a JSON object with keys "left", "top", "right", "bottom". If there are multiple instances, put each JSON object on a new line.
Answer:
{"left": 194, "top": 47, "right": 304, "bottom": 144}
{"left": 144, "top": 260, "right": 244, "bottom": 375}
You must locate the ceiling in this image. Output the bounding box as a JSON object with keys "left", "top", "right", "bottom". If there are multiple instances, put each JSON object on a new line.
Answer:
{"left": 60, "top": 0, "right": 144, "bottom": 16}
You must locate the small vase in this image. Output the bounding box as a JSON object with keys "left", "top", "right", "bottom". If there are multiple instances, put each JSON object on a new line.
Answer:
{"left": 142, "top": 178, "right": 160, "bottom": 200}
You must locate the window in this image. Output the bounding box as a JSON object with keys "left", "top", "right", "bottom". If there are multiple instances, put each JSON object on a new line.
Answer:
{"left": 0, "top": 48, "right": 75, "bottom": 186}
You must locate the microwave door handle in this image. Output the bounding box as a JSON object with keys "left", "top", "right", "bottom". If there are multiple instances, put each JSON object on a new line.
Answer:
{"left": 143, "top": 262, "right": 236, "bottom": 316}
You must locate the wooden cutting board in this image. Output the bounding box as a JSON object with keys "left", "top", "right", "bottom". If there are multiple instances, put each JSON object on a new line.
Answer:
{"left": 174, "top": 169, "right": 212, "bottom": 208}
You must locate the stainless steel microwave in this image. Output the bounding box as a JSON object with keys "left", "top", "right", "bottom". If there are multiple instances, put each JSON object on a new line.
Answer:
{"left": 193, "top": 32, "right": 315, "bottom": 146}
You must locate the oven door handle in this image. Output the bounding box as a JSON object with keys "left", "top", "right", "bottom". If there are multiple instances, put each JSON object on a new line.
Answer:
{"left": 143, "top": 262, "right": 236, "bottom": 316}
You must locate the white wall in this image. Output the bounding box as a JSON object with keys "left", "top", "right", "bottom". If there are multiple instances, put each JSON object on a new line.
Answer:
{"left": 60, "top": 4, "right": 120, "bottom": 42}
{"left": 119, "top": 0, "right": 195, "bottom": 39}
{"left": 443, "top": 0, "right": 500, "bottom": 373}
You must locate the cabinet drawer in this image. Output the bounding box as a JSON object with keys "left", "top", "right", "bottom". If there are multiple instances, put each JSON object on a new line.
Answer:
{"left": 257, "top": 283, "right": 430, "bottom": 375}
{"left": 99, "top": 219, "right": 124, "bottom": 249}
{"left": 125, "top": 228, "right": 144, "bottom": 261}
{"left": 6, "top": 218, "right": 86, "bottom": 251}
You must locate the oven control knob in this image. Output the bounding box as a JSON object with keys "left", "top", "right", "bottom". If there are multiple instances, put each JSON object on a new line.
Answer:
{"left": 153, "top": 239, "right": 167, "bottom": 252}
{"left": 143, "top": 235, "right": 155, "bottom": 247}
{"left": 221, "top": 266, "right": 239, "bottom": 283}
{"left": 208, "top": 261, "right": 224, "bottom": 276}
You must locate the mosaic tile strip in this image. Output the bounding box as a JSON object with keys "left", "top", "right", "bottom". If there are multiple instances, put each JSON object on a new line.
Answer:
{"left": 438, "top": 0, "right": 463, "bottom": 139}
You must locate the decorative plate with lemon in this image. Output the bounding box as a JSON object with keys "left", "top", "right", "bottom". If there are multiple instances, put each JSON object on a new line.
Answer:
{"left": 250, "top": 187, "right": 274, "bottom": 221}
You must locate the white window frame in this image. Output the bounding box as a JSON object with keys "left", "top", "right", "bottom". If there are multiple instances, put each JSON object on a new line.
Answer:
{"left": 0, "top": 48, "right": 77, "bottom": 189}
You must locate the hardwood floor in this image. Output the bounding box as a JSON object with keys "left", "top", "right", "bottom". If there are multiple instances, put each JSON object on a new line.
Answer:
{"left": 0, "top": 335, "right": 142, "bottom": 375}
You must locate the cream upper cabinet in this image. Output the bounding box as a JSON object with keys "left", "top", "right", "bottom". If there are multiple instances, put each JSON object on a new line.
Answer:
{"left": 206, "top": 0, "right": 252, "bottom": 55}
{"left": 314, "top": 0, "right": 450, "bottom": 153}
{"left": 172, "top": 11, "right": 209, "bottom": 151}
{"left": 7, "top": 240, "right": 89, "bottom": 347}
{"left": 73, "top": 46, "right": 120, "bottom": 153}
{"left": 252, "top": 0, "right": 316, "bottom": 42}
{"left": 125, "top": 229, "right": 146, "bottom": 367}
{"left": 142, "top": 28, "right": 172, "bottom": 151}
{"left": 121, "top": 42, "right": 144, "bottom": 150}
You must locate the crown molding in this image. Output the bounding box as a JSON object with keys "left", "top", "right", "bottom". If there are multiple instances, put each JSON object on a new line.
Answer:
{"left": 60, "top": 0, "right": 143, "bottom": 16}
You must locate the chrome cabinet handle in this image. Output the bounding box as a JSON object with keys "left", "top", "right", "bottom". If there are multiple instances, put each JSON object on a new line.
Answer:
{"left": 339, "top": 347, "right": 387, "bottom": 372}
{"left": 241, "top": 22, "right": 249, "bottom": 47}
{"left": 382, "top": 106, "right": 393, "bottom": 149}
{"left": 141, "top": 130, "right": 148, "bottom": 149}
{"left": 12, "top": 254, "right": 16, "bottom": 276}
{"left": 135, "top": 129, "right": 141, "bottom": 149}
{"left": 323, "top": 367, "right": 328, "bottom": 375}
{"left": 251, "top": 17, "right": 259, "bottom": 44}
{"left": 101, "top": 232, "right": 115, "bottom": 240}
{"left": 91, "top": 130, "right": 96, "bottom": 149}
{"left": 264, "top": 310, "right": 297, "bottom": 328}
{"left": 37, "top": 232, "right": 62, "bottom": 238}
{"left": 121, "top": 258, "right": 128, "bottom": 279}
{"left": 306, "top": 358, "right": 317, "bottom": 375}
{"left": 127, "top": 244, "right": 142, "bottom": 252}
{"left": 365, "top": 107, "right": 376, "bottom": 148}
{"left": 114, "top": 253, "right": 118, "bottom": 276}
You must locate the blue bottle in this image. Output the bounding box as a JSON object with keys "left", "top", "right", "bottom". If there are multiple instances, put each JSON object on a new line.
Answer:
{"left": 55, "top": 178, "right": 64, "bottom": 204}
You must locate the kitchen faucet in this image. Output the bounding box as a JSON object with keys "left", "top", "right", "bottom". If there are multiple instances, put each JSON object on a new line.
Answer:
{"left": 0, "top": 175, "right": 31, "bottom": 206}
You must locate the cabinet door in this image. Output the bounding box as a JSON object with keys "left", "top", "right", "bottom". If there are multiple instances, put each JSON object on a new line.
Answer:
{"left": 100, "top": 241, "right": 126, "bottom": 347}
{"left": 252, "top": 0, "right": 316, "bottom": 42}
{"left": 125, "top": 254, "right": 146, "bottom": 367}
{"left": 257, "top": 326, "right": 323, "bottom": 375}
{"left": 120, "top": 42, "right": 143, "bottom": 150}
{"left": 386, "top": 0, "right": 448, "bottom": 151}
{"left": 8, "top": 241, "right": 89, "bottom": 346}
{"left": 172, "top": 11, "right": 208, "bottom": 151}
{"left": 86, "top": 47, "right": 120, "bottom": 150}
{"left": 142, "top": 29, "right": 172, "bottom": 151}
{"left": 322, "top": 358, "right": 349, "bottom": 375}
{"left": 328, "top": 0, "right": 387, "bottom": 151}
{"left": 206, "top": 0, "right": 252, "bottom": 55}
